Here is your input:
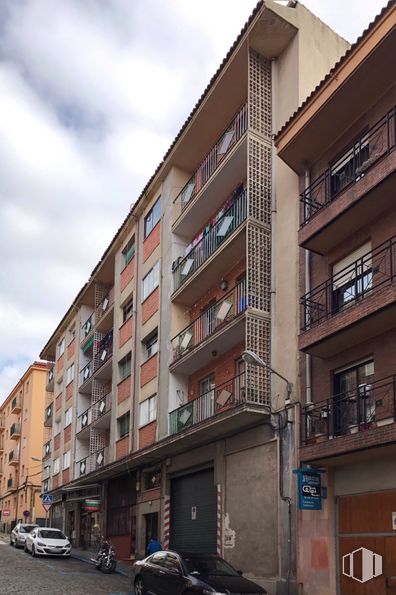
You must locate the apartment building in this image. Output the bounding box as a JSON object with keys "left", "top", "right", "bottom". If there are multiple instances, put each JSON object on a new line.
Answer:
{"left": 276, "top": 2, "right": 396, "bottom": 594}
{"left": 0, "top": 362, "right": 49, "bottom": 532}
{"left": 40, "top": 2, "right": 348, "bottom": 592}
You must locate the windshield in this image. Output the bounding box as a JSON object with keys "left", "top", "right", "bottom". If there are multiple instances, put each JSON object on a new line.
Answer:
{"left": 38, "top": 530, "right": 66, "bottom": 540}
{"left": 19, "top": 525, "right": 37, "bottom": 533}
{"left": 182, "top": 556, "right": 239, "bottom": 577}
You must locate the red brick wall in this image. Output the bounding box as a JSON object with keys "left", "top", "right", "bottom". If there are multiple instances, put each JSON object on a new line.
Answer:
{"left": 54, "top": 433, "right": 60, "bottom": 451}
{"left": 119, "top": 317, "right": 133, "bottom": 348}
{"left": 115, "top": 436, "right": 129, "bottom": 460}
{"left": 66, "top": 381, "right": 74, "bottom": 401}
{"left": 67, "top": 339, "right": 75, "bottom": 360}
{"left": 190, "top": 260, "right": 246, "bottom": 320}
{"left": 52, "top": 474, "right": 59, "bottom": 489}
{"left": 140, "top": 354, "right": 158, "bottom": 387}
{"left": 120, "top": 258, "right": 134, "bottom": 293}
{"left": 56, "top": 353, "right": 64, "bottom": 373}
{"left": 62, "top": 469, "right": 69, "bottom": 485}
{"left": 117, "top": 376, "right": 132, "bottom": 404}
{"left": 141, "top": 488, "right": 161, "bottom": 503}
{"left": 139, "top": 421, "right": 157, "bottom": 449}
{"left": 142, "top": 287, "right": 159, "bottom": 324}
{"left": 188, "top": 342, "right": 245, "bottom": 401}
{"left": 143, "top": 222, "right": 161, "bottom": 262}
{"left": 64, "top": 424, "right": 71, "bottom": 444}
{"left": 55, "top": 394, "right": 62, "bottom": 411}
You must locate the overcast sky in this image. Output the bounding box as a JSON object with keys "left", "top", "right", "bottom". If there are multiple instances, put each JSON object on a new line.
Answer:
{"left": 0, "top": 0, "right": 388, "bottom": 402}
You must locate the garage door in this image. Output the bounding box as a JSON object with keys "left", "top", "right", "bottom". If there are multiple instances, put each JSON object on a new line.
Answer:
{"left": 338, "top": 491, "right": 396, "bottom": 594}
{"left": 170, "top": 468, "right": 217, "bottom": 553}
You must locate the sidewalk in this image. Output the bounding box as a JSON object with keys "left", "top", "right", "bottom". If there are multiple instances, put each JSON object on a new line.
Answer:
{"left": 71, "top": 547, "right": 132, "bottom": 578}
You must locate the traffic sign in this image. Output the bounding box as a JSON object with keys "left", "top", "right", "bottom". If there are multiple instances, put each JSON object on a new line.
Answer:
{"left": 42, "top": 493, "right": 53, "bottom": 512}
{"left": 2, "top": 509, "right": 10, "bottom": 517}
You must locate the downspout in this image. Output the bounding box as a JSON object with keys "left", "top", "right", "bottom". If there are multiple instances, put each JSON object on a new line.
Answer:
{"left": 304, "top": 169, "right": 312, "bottom": 405}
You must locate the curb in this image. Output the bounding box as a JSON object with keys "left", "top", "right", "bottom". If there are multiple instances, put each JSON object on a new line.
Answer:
{"left": 70, "top": 552, "right": 130, "bottom": 578}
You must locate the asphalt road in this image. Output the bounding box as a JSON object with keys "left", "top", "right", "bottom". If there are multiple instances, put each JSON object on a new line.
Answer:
{"left": 0, "top": 540, "right": 132, "bottom": 595}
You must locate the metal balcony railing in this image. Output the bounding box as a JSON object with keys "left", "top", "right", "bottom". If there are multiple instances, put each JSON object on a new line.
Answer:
{"left": 301, "top": 236, "right": 396, "bottom": 332}
{"left": 10, "top": 423, "right": 21, "bottom": 437}
{"left": 169, "top": 372, "right": 251, "bottom": 435}
{"left": 0, "top": 415, "right": 4, "bottom": 429}
{"left": 302, "top": 375, "right": 396, "bottom": 444}
{"left": 43, "top": 441, "right": 51, "bottom": 458}
{"left": 300, "top": 106, "right": 396, "bottom": 225}
{"left": 173, "top": 189, "right": 247, "bottom": 292}
{"left": 0, "top": 438, "right": 4, "bottom": 451}
{"left": 94, "top": 330, "right": 113, "bottom": 371}
{"left": 77, "top": 407, "right": 92, "bottom": 434}
{"left": 96, "top": 287, "right": 114, "bottom": 323}
{"left": 79, "top": 360, "right": 93, "bottom": 386}
{"left": 8, "top": 450, "right": 19, "bottom": 463}
{"left": 81, "top": 313, "right": 94, "bottom": 342}
{"left": 11, "top": 397, "right": 21, "bottom": 412}
{"left": 171, "top": 279, "right": 247, "bottom": 364}
{"left": 44, "top": 402, "right": 53, "bottom": 425}
{"left": 75, "top": 446, "right": 109, "bottom": 478}
{"left": 173, "top": 103, "right": 248, "bottom": 219}
{"left": 93, "top": 392, "right": 112, "bottom": 421}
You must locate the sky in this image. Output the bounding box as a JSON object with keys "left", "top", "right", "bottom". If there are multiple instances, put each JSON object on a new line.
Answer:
{"left": 0, "top": 0, "right": 389, "bottom": 402}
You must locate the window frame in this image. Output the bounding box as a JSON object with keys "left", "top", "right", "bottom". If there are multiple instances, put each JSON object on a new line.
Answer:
{"left": 143, "top": 329, "right": 158, "bottom": 361}
{"left": 118, "top": 412, "right": 130, "bottom": 439}
{"left": 119, "top": 353, "right": 132, "bottom": 382}
{"left": 64, "top": 407, "right": 72, "bottom": 427}
{"left": 53, "top": 458, "right": 60, "bottom": 475}
{"left": 66, "top": 363, "right": 74, "bottom": 386}
{"left": 63, "top": 450, "right": 70, "bottom": 470}
{"left": 58, "top": 338, "right": 65, "bottom": 358}
{"left": 122, "top": 236, "right": 135, "bottom": 268}
{"left": 122, "top": 296, "right": 134, "bottom": 324}
{"left": 142, "top": 261, "right": 160, "bottom": 302}
{"left": 139, "top": 395, "right": 157, "bottom": 428}
{"left": 144, "top": 198, "right": 161, "bottom": 238}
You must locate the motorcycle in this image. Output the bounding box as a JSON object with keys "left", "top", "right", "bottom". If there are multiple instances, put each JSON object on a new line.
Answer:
{"left": 91, "top": 536, "right": 117, "bottom": 574}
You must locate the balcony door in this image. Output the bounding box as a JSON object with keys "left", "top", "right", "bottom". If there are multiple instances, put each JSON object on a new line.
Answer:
{"left": 333, "top": 359, "right": 374, "bottom": 436}
{"left": 199, "top": 374, "right": 215, "bottom": 421}
{"left": 332, "top": 242, "right": 372, "bottom": 314}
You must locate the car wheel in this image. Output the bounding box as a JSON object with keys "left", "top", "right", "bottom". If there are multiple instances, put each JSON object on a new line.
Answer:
{"left": 9, "top": 538, "right": 13, "bottom": 546}
{"left": 31, "top": 545, "right": 35, "bottom": 557}
{"left": 24, "top": 543, "right": 28, "bottom": 553}
{"left": 134, "top": 576, "right": 145, "bottom": 595}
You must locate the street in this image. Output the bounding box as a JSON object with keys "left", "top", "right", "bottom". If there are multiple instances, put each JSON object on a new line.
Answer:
{"left": 0, "top": 540, "right": 132, "bottom": 595}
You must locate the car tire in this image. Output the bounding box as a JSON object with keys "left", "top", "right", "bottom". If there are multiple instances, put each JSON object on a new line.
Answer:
{"left": 31, "top": 545, "right": 35, "bottom": 557}
{"left": 24, "top": 543, "right": 28, "bottom": 553}
{"left": 134, "top": 576, "right": 146, "bottom": 595}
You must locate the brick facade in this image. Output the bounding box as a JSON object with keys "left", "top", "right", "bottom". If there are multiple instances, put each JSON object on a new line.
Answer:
{"left": 62, "top": 468, "right": 70, "bottom": 485}
{"left": 55, "top": 393, "right": 62, "bottom": 411}
{"left": 139, "top": 421, "right": 157, "bottom": 449}
{"left": 117, "top": 376, "right": 131, "bottom": 404}
{"left": 140, "top": 353, "right": 158, "bottom": 387}
{"left": 66, "top": 381, "right": 74, "bottom": 401}
{"left": 67, "top": 339, "right": 75, "bottom": 360}
{"left": 120, "top": 258, "right": 134, "bottom": 293}
{"left": 54, "top": 433, "right": 60, "bottom": 451}
{"left": 64, "top": 424, "right": 71, "bottom": 444}
{"left": 119, "top": 317, "right": 133, "bottom": 348}
{"left": 115, "top": 435, "right": 129, "bottom": 460}
{"left": 143, "top": 222, "right": 161, "bottom": 262}
{"left": 52, "top": 474, "right": 59, "bottom": 489}
{"left": 142, "top": 287, "right": 159, "bottom": 324}
{"left": 56, "top": 353, "right": 64, "bottom": 373}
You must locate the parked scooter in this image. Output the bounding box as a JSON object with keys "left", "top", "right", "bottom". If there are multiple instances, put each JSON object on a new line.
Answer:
{"left": 91, "top": 536, "right": 117, "bottom": 573}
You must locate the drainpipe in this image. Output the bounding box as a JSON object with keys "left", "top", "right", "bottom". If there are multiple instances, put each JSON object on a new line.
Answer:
{"left": 304, "top": 169, "right": 312, "bottom": 405}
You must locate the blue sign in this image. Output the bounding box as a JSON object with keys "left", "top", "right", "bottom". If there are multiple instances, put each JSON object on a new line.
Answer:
{"left": 297, "top": 470, "right": 322, "bottom": 510}
{"left": 42, "top": 493, "right": 53, "bottom": 504}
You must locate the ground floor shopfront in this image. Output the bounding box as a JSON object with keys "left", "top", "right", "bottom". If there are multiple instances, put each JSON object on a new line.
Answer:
{"left": 298, "top": 449, "right": 396, "bottom": 595}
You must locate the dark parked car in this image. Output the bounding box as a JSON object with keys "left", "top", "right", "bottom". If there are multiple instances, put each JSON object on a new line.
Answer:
{"left": 132, "top": 550, "right": 267, "bottom": 594}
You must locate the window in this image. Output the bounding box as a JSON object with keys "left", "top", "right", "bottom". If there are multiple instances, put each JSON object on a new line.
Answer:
{"left": 333, "top": 359, "right": 375, "bottom": 436}
{"left": 332, "top": 242, "right": 372, "bottom": 313}
{"left": 68, "top": 326, "right": 75, "bottom": 343}
{"left": 144, "top": 197, "right": 161, "bottom": 237}
{"left": 63, "top": 450, "right": 70, "bottom": 470}
{"left": 122, "top": 296, "right": 134, "bottom": 323}
{"left": 143, "top": 330, "right": 158, "bottom": 360}
{"left": 54, "top": 419, "right": 61, "bottom": 436}
{"left": 139, "top": 395, "right": 157, "bottom": 427}
{"left": 53, "top": 458, "right": 60, "bottom": 475}
{"left": 58, "top": 338, "right": 65, "bottom": 357}
{"left": 122, "top": 236, "right": 135, "bottom": 267}
{"left": 65, "top": 408, "right": 72, "bottom": 427}
{"left": 66, "top": 363, "right": 74, "bottom": 385}
{"left": 118, "top": 413, "right": 130, "bottom": 438}
{"left": 151, "top": 552, "right": 167, "bottom": 567}
{"left": 119, "top": 353, "right": 132, "bottom": 381}
{"left": 143, "top": 470, "right": 161, "bottom": 490}
{"left": 142, "top": 261, "right": 160, "bottom": 301}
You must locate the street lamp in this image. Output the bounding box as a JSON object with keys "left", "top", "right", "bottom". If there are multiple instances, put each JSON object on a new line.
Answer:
{"left": 241, "top": 350, "right": 292, "bottom": 402}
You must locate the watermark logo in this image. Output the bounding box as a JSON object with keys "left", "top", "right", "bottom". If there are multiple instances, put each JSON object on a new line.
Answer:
{"left": 342, "top": 547, "right": 382, "bottom": 583}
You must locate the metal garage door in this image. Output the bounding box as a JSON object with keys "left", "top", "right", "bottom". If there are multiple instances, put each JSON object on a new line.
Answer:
{"left": 170, "top": 468, "right": 217, "bottom": 553}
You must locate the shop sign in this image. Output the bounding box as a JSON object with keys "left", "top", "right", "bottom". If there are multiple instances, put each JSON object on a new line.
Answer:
{"left": 83, "top": 499, "right": 100, "bottom": 512}
{"left": 296, "top": 468, "right": 322, "bottom": 510}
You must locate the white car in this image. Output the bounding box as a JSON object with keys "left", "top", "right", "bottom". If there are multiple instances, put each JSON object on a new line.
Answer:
{"left": 10, "top": 523, "right": 39, "bottom": 548}
{"left": 24, "top": 527, "right": 71, "bottom": 557}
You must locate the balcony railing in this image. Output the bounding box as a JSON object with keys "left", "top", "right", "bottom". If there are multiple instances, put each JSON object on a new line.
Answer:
{"left": 0, "top": 415, "right": 4, "bottom": 429}
{"left": 173, "top": 189, "right": 247, "bottom": 293}
{"left": 170, "top": 373, "right": 251, "bottom": 435}
{"left": 301, "top": 236, "right": 396, "bottom": 331}
{"left": 11, "top": 397, "right": 22, "bottom": 413}
{"left": 81, "top": 313, "right": 94, "bottom": 342}
{"left": 8, "top": 450, "right": 19, "bottom": 464}
{"left": 171, "top": 279, "right": 246, "bottom": 364}
{"left": 300, "top": 106, "right": 396, "bottom": 225}
{"left": 79, "top": 360, "right": 93, "bottom": 386}
{"left": 75, "top": 447, "right": 109, "bottom": 478}
{"left": 96, "top": 287, "right": 114, "bottom": 323}
{"left": 43, "top": 441, "right": 51, "bottom": 458}
{"left": 173, "top": 103, "right": 248, "bottom": 219}
{"left": 44, "top": 402, "right": 53, "bottom": 426}
{"left": 93, "top": 392, "right": 112, "bottom": 421}
{"left": 302, "top": 375, "right": 396, "bottom": 445}
{"left": 10, "top": 423, "right": 21, "bottom": 438}
{"left": 7, "top": 478, "right": 13, "bottom": 489}
{"left": 94, "top": 330, "right": 113, "bottom": 371}
{"left": 0, "top": 438, "right": 4, "bottom": 451}
{"left": 77, "top": 407, "right": 92, "bottom": 434}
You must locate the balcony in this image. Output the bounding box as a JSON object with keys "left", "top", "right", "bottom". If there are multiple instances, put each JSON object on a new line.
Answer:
{"left": 0, "top": 415, "right": 4, "bottom": 430}
{"left": 173, "top": 103, "right": 248, "bottom": 237}
{"left": 96, "top": 288, "right": 114, "bottom": 333}
{"left": 172, "top": 189, "right": 247, "bottom": 305}
{"left": 46, "top": 366, "right": 54, "bottom": 391}
{"left": 75, "top": 446, "right": 109, "bottom": 479}
{"left": 299, "top": 106, "right": 396, "bottom": 254}
{"left": 0, "top": 438, "right": 3, "bottom": 453}
{"left": 42, "top": 478, "right": 51, "bottom": 493}
{"left": 91, "top": 392, "right": 112, "bottom": 430}
{"left": 79, "top": 360, "right": 94, "bottom": 392}
{"left": 44, "top": 402, "right": 53, "bottom": 427}
{"left": 80, "top": 313, "right": 94, "bottom": 346}
{"left": 300, "top": 236, "right": 396, "bottom": 357}
{"left": 76, "top": 407, "right": 92, "bottom": 440}
{"left": 300, "top": 375, "right": 396, "bottom": 463}
{"left": 170, "top": 279, "right": 246, "bottom": 375}
{"left": 94, "top": 330, "right": 113, "bottom": 379}
{"left": 0, "top": 465, "right": 3, "bottom": 477}
{"left": 11, "top": 397, "right": 21, "bottom": 414}
{"left": 8, "top": 450, "right": 19, "bottom": 466}
{"left": 43, "top": 440, "right": 51, "bottom": 459}
{"left": 7, "top": 478, "right": 13, "bottom": 489}
{"left": 10, "top": 423, "right": 21, "bottom": 440}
